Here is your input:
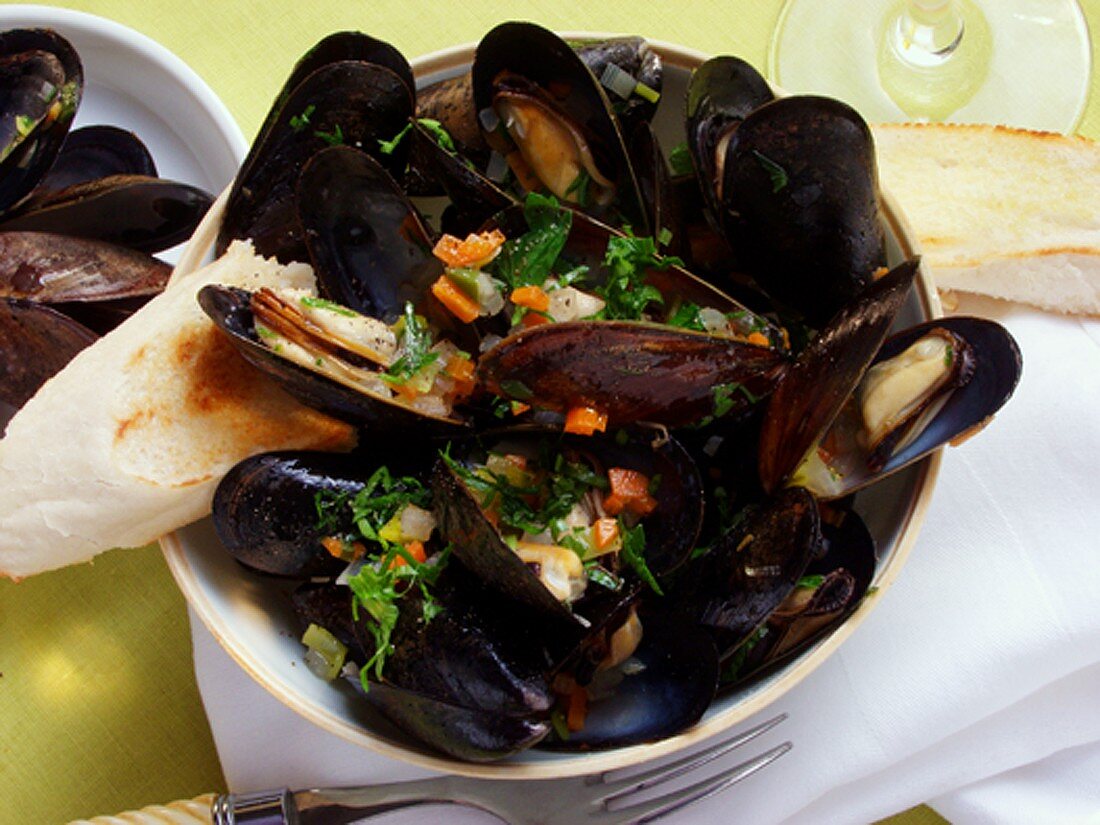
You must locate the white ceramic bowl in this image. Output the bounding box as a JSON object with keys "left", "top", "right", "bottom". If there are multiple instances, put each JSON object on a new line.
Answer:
{"left": 162, "top": 37, "right": 941, "bottom": 779}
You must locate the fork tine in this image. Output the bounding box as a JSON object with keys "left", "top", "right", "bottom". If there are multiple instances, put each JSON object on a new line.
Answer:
{"left": 603, "top": 742, "right": 792, "bottom": 825}
{"left": 592, "top": 713, "right": 787, "bottom": 798}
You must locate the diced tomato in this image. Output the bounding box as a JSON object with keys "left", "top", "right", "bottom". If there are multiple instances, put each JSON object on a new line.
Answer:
{"left": 444, "top": 355, "right": 476, "bottom": 399}
{"left": 603, "top": 468, "right": 658, "bottom": 516}
{"left": 521, "top": 310, "right": 551, "bottom": 328}
{"left": 432, "top": 229, "right": 506, "bottom": 268}
{"left": 510, "top": 285, "right": 550, "bottom": 312}
{"left": 431, "top": 275, "right": 480, "bottom": 323}
{"left": 564, "top": 405, "right": 608, "bottom": 436}
{"left": 387, "top": 540, "right": 427, "bottom": 570}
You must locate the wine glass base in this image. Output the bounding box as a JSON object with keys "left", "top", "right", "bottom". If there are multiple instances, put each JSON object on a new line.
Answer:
{"left": 768, "top": 0, "right": 1091, "bottom": 133}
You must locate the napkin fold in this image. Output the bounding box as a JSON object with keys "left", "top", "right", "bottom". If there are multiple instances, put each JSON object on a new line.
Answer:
{"left": 192, "top": 294, "right": 1100, "bottom": 823}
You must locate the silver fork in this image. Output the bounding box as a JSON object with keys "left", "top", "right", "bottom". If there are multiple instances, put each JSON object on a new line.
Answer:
{"left": 212, "top": 713, "right": 790, "bottom": 824}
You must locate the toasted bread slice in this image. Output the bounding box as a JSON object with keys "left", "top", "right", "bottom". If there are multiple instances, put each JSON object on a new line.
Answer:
{"left": 873, "top": 122, "right": 1100, "bottom": 315}
{"left": 0, "top": 242, "right": 356, "bottom": 580}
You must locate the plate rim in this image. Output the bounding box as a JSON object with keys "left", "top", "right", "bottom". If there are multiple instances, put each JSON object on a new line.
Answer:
{"left": 161, "top": 35, "right": 943, "bottom": 779}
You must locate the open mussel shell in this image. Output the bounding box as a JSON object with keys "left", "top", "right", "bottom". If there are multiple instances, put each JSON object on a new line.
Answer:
{"left": 665, "top": 486, "right": 822, "bottom": 661}
{"left": 297, "top": 145, "right": 442, "bottom": 323}
{"left": 0, "top": 174, "right": 213, "bottom": 254}
{"left": 0, "top": 29, "right": 82, "bottom": 216}
{"left": 571, "top": 36, "right": 662, "bottom": 137}
{"left": 478, "top": 321, "right": 787, "bottom": 428}
{"left": 685, "top": 56, "right": 774, "bottom": 236}
{"left": 37, "top": 125, "right": 156, "bottom": 193}
{"left": 217, "top": 60, "right": 413, "bottom": 262}
{"left": 0, "top": 297, "right": 95, "bottom": 431}
{"left": 472, "top": 22, "right": 647, "bottom": 232}
{"left": 211, "top": 450, "right": 375, "bottom": 577}
{"left": 628, "top": 122, "right": 683, "bottom": 259}
{"left": 545, "top": 615, "right": 718, "bottom": 751}
{"left": 350, "top": 575, "right": 555, "bottom": 761}
{"left": 198, "top": 284, "right": 469, "bottom": 434}
{"left": 758, "top": 259, "right": 918, "bottom": 494}
{"left": 720, "top": 96, "right": 886, "bottom": 325}
{"left": 721, "top": 508, "right": 876, "bottom": 686}
{"left": 795, "top": 316, "right": 1022, "bottom": 499}
{"left": 431, "top": 429, "right": 703, "bottom": 623}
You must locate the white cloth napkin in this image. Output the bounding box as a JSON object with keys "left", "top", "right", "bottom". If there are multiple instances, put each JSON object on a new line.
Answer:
{"left": 192, "top": 294, "right": 1100, "bottom": 823}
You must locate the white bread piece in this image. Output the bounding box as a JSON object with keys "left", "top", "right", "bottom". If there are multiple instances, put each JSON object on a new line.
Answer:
{"left": 872, "top": 122, "right": 1100, "bottom": 315}
{"left": 0, "top": 241, "right": 356, "bottom": 580}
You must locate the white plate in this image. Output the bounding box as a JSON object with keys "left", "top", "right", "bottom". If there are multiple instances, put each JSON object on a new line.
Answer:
{"left": 162, "top": 37, "right": 942, "bottom": 779}
{"left": 0, "top": 4, "right": 248, "bottom": 257}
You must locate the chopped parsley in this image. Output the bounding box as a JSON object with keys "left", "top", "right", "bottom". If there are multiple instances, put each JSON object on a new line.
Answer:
{"left": 491, "top": 193, "right": 574, "bottom": 290}
{"left": 300, "top": 295, "right": 357, "bottom": 316}
{"left": 668, "top": 141, "right": 694, "bottom": 176}
{"left": 565, "top": 168, "right": 591, "bottom": 206}
{"left": 752, "top": 150, "right": 788, "bottom": 193}
{"left": 797, "top": 574, "right": 825, "bottom": 590}
{"left": 379, "top": 118, "right": 457, "bottom": 156}
{"left": 621, "top": 523, "right": 662, "bottom": 595}
{"left": 382, "top": 303, "right": 439, "bottom": 386}
{"left": 944, "top": 343, "right": 954, "bottom": 367}
{"left": 289, "top": 104, "right": 315, "bottom": 132}
{"left": 719, "top": 626, "right": 768, "bottom": 684}
{"left": 315, "top": 123, "right": 345, "bottom": 146}
{"left": 595, "top": 229, "right": 683, "bottom": 321}
{"left": 377, "top": 122, "right": 412, "bottom": 155}
{"left": 666, "top": 301, "right": 707, "bottom": 331}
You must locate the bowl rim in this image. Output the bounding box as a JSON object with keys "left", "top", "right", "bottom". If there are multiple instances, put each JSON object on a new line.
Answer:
{"left": 161, "top": 35, "right": 943, "bottom": 779}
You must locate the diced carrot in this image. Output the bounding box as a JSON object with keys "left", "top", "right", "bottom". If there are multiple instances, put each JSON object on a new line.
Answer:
{"left": 321, "top": 536, "right": 365, "bottom": 561}
{"left": 592, "top": 518, "right": 620, "bottom": 551}
{"left": 431, "top": 275, "right": 480, "bottom": 323}
{"left": 521, "top": 310, "right": 551, "bottom": 328}
{"left": 511, "top": 402, "right": 531, "bottom": 415}
{"left": 566, "top": 684, "right": 588, "bottom": 732}
{"left": 432, "top": 229, "right": 506, "bottom": 268}
{"left": 603, "top": 467, "right": 658, "bottom": 516}
{"left": 510, "top": 285, "right": 550, "bottom": 312}
{"left": 564, "top": 405, "right": 608, "bottom": 436}
{"left": 747, "top": 331, "right": 771, "bottom": 347}
{"left": 444, "top": 356, "right": 477, "bottom": 399}
{"left": 387, "top": 540, "right": 427, "bottom": 570}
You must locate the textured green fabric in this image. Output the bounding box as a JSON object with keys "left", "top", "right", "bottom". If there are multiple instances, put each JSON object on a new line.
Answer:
{"left": 4, "top": 1, "right": 1096, "bottom": 822}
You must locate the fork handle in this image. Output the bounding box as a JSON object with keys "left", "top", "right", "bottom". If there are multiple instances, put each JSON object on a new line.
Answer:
{"left": 212, "top": 782, "right": 456, "bottom": 825}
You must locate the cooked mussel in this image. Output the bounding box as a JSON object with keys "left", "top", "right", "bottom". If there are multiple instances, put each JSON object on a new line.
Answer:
{"left": 0, "top": 29, "right": 82, "bottom": 216}
{"left": 0, "top": 297, "right": 95, "bottom": 431}
{"left": 217, "top": 57, "right": 413, "bottom": 262}
{"left": 472, "top": 22, "right": 647, "bottom": 231}
{"left": 432, "top": 429, "right": 703, "bottom": 623}
{"left": 38, "top": 125, "right": 156, "bottom": 193}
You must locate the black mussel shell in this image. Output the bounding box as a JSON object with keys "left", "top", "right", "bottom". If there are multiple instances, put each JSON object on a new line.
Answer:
{"left": 686, "top": 56, "right": 774, "bottom": 236}
{"left": 37, "top": 125, "right": 156, "bottom": 193}
{"left": 758, "top": 259, "right": 918, "bottom": 494}
{"left": 211, "top": 451, "right": 369, "bottom": 577}
{"left": 472, "top": 22, "right": 647, "bottom": 232}
{"left": 572, "top": 35, "right": 662, "bottom": 136}
{"left": 0, "top": 231, "right": 170, "bottom": 301}
{"left": 359, "top": 680, "right": 550, "bottom": 762}
{"left": 628, "top": 122, "right": 683, "bottom": 259}
{"left": 666, "top": 486, "right": 822, "bottom": 660}
{"left": 408, "top": 119, "right": 513, "bottom": 232}
{"left": 0, "top": 174, "right": 213, "bottom": 254}
{"left": 297, "top": 145, "right": 442, "bottom": 323}
{"left": 544, "top": 614, "right": 718, "bottom": 750}
{"left": 198, "top": 284, "right": 469, "bottom": 433}
{"left": 290, "top": 582, "right": 366, "bottom": 660}
{"left": 415, "top": 71, "right": 488, "bottom": 164}
{"left": 0, "top": 297, "right": 95, "bottom": 431}
{"left": 478, "top": 321, "right": 787, "bottom": 428}
{"left": 720, "top": 96, "right": 886, "bottom": 325}
{"left": 724, "top": 509, "right": 876, "bottom": 684}
{"left": 798, "top": 316, "right": 1022, "bottom": 498}
{"left": 0, "top": 29, "right": 82, "bottom": 216}
{"left": 217, "top": 61, "right": 413, "bottom": 262}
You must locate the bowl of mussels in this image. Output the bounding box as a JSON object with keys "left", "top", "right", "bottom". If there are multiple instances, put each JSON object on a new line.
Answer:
{"left": 160, "top": 22, "right": 1023, "bottom": 775}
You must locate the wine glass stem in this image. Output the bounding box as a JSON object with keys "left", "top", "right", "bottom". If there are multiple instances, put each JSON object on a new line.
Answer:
{"left": 889, "top": 0, "right": 965, "bottom": 65}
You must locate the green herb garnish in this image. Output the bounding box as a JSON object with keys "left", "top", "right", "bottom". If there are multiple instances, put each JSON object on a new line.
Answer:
{"left": 797, "top": 574, "right": 826, "bottom": 590}
{"left": 668, "top": 141, "right": 694, "bottom": 176}
{"left": 289, "top": 104, "right": 315, "bottom": 132}
{"left": 752, "top": 150, "right": 788, "bottom": 193}
{"left": 621, "top": 522, "right": 663, "bottom": 595}
{"left": 595, "top": 229, "right": 682, "bottom": 321}
{"left": 565, "top": 168, "right": 591, "bottom": 206}
{"left": 491, "top": 193, "right": 574, "bottom": 290}
{"left": 382, "top": 303, "right": 439, "bottom": 386}
{"left": 377, "top": 122, "right": 412, "bottom": 155}
{"left": 666, "top": 301, "right": 707, "bottom": 331}
{"left": 315, "top": 123, "right": 345, "bottom": 146}
{"left": 300, "top": 295, "right": 357, "bottom": 317}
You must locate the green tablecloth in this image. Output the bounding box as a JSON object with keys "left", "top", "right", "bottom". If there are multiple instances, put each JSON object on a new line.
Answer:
{"left": 3, "top": 2, "right": 1097, "bottom": 822}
